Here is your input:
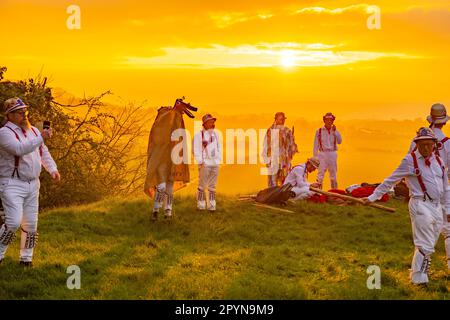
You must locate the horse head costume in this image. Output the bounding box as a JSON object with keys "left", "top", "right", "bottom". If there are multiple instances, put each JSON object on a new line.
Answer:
{"left": 144, "top": 97, "right": 198, "bottom": 220}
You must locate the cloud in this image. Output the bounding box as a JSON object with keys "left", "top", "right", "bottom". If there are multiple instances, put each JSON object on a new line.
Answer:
{"left": 120, "top": 42, "right": 416, "bottom": 69}
{"left": 208, "top": 4, "right": 381, "bottom": 29}
{"left": 210, "top": 11, "right": 274, "bottom": 28}
{"left": 293, "top": 4, "right": 377, "bottom": 15}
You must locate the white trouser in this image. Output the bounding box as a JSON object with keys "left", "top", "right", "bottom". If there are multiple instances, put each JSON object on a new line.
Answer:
{"left": 268, "top": 174, "right": 277, "bottom": 188}
{"left": 317, "top": 151, "right": 338, "bottom": 189}
{"left": 197, "top": 165, "right": 219, "bottom": 210}
{"left": 291, "top": 186, "right": 314, "bottom": 201}
{"left": 441, "top": 212, "right": 450, "bottom": 269}
{"left": 153, "top": 181, "right": 174, "bottom": 212}
{"left": 408, "top": 198, "right": 444, "bottom": 284}
{"left": 0, "top": 178, "right": 40, "bottom": 262}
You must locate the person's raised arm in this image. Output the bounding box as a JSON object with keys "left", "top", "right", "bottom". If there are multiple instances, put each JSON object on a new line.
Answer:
{"left": 366, "top": 156, "right": 411, "bottom": 203}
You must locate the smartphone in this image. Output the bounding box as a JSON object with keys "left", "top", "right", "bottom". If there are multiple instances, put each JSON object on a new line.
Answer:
{"left": 43, "top": 120, "right": 51, "bottom": 130}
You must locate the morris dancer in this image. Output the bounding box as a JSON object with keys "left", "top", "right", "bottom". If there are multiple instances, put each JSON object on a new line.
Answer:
{"left": 193, "top": 114, "right": 221, "bottom": 211}
{"left": 283, "top": 157, "right": 321, "bottom": 200}
{"left": 363, "top": 127, "right": 450, "bottom": 285}
{"left": 313, "top": 112, "right": 342, "bottom": 189}
{"left": 0, "top": 98, "right": 60, "bottom": 267}
{"left": 145, "top": 98, "right": 197, "bottom": 222}
{"left": 262, "top": 112, "right": 298, "bottom": 187}
{"left": 408, "top": 103, "right": 450, "bottom": 269}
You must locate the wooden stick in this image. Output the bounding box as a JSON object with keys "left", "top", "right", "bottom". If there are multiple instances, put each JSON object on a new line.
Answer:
{"left": 238, "top": 194, "right": 257, "bottom": 199}
{"left": 253, "top": 203, "right": 295, "bottom": 213}
{"left": 309, "top": 187, "right": 396, "bottom": 213}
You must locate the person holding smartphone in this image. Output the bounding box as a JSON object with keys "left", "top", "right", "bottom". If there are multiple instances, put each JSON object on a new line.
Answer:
{"left": 193, "top": 114, "right": 221, "bottom": 212}
{"left": 313, "top": 112, "right": 342, "bottom": 189}
{"left": 0, "top": 97, "right": 60, "bottom": 267}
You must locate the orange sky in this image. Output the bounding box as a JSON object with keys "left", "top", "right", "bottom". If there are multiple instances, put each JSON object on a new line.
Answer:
{"left": 1, "top": 0, "right": 449, "bottom": 119}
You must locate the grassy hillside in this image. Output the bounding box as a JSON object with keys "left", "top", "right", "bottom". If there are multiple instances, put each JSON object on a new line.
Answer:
{"left": 0, "top": 195, "right": 448, "bottom": 299}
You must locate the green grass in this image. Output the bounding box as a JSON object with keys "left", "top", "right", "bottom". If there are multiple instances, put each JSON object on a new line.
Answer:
{"left": 0, "top": 195, "right": 449, "bottom": 299}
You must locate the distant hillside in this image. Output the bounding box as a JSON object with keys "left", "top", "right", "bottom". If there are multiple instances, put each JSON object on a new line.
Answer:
{"left": 52, "top": 88, "right": 430, "bottom": 193}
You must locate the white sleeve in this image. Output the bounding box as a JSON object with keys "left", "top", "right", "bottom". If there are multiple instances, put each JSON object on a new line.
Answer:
{"left": 285, "top": 167, "right": 310, "bottom": 189}
{"left": 335, "top": 130, "right": 342, "bottom": 144}
{"left": 283, "top": 169, "right": 297, "bottom": 187}
{"left": 216, "top": 133, "right": 222, "bottom": 164}
{"left": 193, "top": 132, "right": 203, "bottom": 165}
{"left": 368, "top": 156, "right": 411, "bottom": 202}
{"left": 444, "top": 143, "right": 450, "bottom": 178}
{"left": 0, "top": 128, "right": 43, "bottom": 156}
{"left": 41, "top": 143, "right": 58, "bottom": 174}
{"left": 313, "top": 130, "right": 319, "bottom": 157}
{"left": 296, "top": 174, "right": 311, "bottom": 189}
{"left": 441, "top": 167, "right": 450, "bottom": 216}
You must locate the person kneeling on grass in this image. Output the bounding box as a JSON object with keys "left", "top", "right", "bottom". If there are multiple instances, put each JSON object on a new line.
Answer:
{"left": 283, "top": 157, "right": 321, "bottom": 200}
{"left": 362, "top": 127, "right": 450, "bottom": 286}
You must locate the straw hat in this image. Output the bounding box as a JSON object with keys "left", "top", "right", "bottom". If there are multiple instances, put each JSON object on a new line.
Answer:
{"left": 202, "top": 114, "right": 216, "bottom": 126}
{"left": 323, "top": 112, "right": 336, "bottom": 121}
{"left": 4, "top": 97, "right": 28, "bottom": 114}
{"left": 307, "top": 156, "right": 320, "bottom": 169}
{"left": 427, "top": 103, "right": 449, "bottom": 125}
{"left": 413, "top": 127, "right": 437, "bottom": 142}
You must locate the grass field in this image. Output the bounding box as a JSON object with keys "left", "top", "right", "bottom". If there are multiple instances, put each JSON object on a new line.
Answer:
{"left": 0, "top": 195, "right": 449, "bottom": 300}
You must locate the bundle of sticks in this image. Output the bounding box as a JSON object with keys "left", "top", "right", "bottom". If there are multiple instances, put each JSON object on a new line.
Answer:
{"left": 238, "top": 188, "right": 396, "bottom": 213}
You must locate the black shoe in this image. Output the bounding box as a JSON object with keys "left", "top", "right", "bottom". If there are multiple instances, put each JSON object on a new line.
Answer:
{"left": 414, "top": 283, "right": 428, "bottom": 289}
{"left": 164, "top": 209, "right": 173, "bottom": 220}
{"left": 19, "top": 261, "right": 33, "bottom": 268}
{"left": 151, "top": 211, "right": 158, "bottom": 222}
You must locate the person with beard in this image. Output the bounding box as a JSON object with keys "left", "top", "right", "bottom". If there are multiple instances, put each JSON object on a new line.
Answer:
{"left": 363, "top": 127, "right": 450, "bottom": 286}
{"left": 262, "top": 112, "right": 298, "bottom": 187}
{"left": 407, "top": 103, "right": 450, "bottom": 271}
{"left": 0, "top": 97, "right": 60, "bottom": 267}
{"left": 193, "top": 114, "right": 221, "bottom": 211}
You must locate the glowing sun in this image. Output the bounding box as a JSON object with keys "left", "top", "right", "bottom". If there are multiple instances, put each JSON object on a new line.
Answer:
{"left": 280, "top": 50, "right": 296, "bottom": 67}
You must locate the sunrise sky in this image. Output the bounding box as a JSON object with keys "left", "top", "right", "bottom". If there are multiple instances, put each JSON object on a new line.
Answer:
{"left": 1, "top": 0, "right": 449, "bottom": 119}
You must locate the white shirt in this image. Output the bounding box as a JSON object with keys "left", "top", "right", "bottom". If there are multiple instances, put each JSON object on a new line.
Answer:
{"left": 313, "top": 126, "right": 342, "bottom": 156}
{"left": 283, "top": 164, "right": 310, "bottom": 189}
{"left": 408, "top": 127, "right": 450, "bottom": 169}
{"left": 0, "top": 121, "right": 57, "bottom": 180}
{"left": 193, "top": 129, "right": 221, "bottom": 166}
{"left": 368, "top": 149, "right": 450, "bottom": 215}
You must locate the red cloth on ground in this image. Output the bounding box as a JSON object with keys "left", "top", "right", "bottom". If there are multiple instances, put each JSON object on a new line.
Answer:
{"left": 307, "top": 194, "right": 327, "bottom": 203}
{"left": 350, "top": 186, "right": 389, "bottom": 202}
{"left": 307, "top": 189, "right": 345, "bottom": 203}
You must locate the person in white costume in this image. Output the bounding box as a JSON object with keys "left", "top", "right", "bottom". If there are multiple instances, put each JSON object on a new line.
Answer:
{"left": 408, "top": 103, "right": 450, "bottom": 270}
{"left": 151, "top": 181, "right": 174, "bottom": 221}
{"left": 363, "top": 127, "right": 450, "bottom": 285}
{"left": 193, "top": 114, "right": 221, "bottom": 212}
{"left": 0, "top": 97, "right": 60, "bottom": 267}
{"left": 313, "top": 112, "right": 342, "bottom": 189}
{"left": 283, "top": 157, "right": 321, "bottom": 200}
